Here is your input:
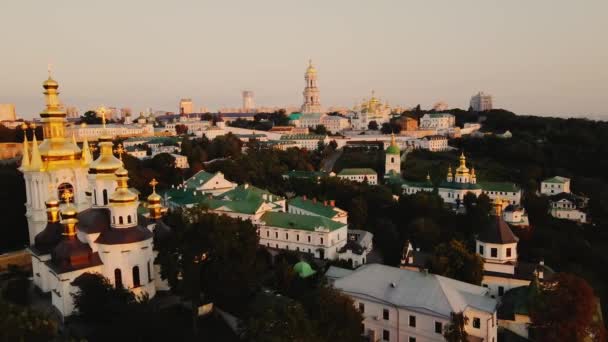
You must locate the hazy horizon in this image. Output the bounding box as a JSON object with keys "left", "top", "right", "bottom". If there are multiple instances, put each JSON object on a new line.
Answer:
{"left": 1, "top": 0, "right": 607, "bottom": 119}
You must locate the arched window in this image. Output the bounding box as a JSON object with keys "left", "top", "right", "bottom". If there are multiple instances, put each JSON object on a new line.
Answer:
{"left": 132, "top": 266, "right": 140, "bottom": 287}
{"left": 103, "top": 189, "right": 108, "bottom": 205}
{"left": 391, "top": 157, "right": 394, "bottom": 163}
{"left": 127, "top": 215, "right": 132, "bottom": 224}
{"left": 115, "top": 269, "right": 123, "bottom": 288}
{"left": 119, "top": 216, "right": 123, "bottom": 225}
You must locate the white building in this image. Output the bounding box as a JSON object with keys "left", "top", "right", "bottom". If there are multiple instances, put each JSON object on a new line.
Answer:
{"left": 540, "top": 176, "right": 571, "bottom": 195}
{"left": 348, "top": 91, "right": 393, "bottom": 130}
{"left": 402, "top": 175, "right": 434, "bottom": 195}
{"left": 320, "top": 115, "right": 350, "bottom": 133}
{"left": 502, "top": 205, "right": 529, "bottom": 227}
{"left": 337, "top": 229, "right": 373, "bottom": 268}
{"left": 171, "top": 153, "right": 189, "bottom": 169}
{"left": 332, "top": 264, "right": 498, "bottom": 342}
{"left": 67, "top": 122, "right": 154, "bottom": 142}
{"left": 256, "top": 211, "right": 347, "bottom": 260}
{"left": 470, "top": 91, "right": 493, "bottom": 112}
{"left": 337, "top": 168, "right": 378, "bottom": 185}
{"left": 436, "top": 154, "right": 522, "bottom": 206}
{"left": 24, "top": 73, "right": 169, "bottom": 318}
{"left": 541, "top": 176, "right": 588, "bottom": 223}
{"left": 548, "top": 193, "right": 588, "bottom": 223}
{"left": 279, "top": 134, "right": 330, "bottom": 150}
{"left": 419, "top": 135, "right": 449, "bottom": 152}
{"left": 419, "top": 113, "right": 455, "bottom": 131}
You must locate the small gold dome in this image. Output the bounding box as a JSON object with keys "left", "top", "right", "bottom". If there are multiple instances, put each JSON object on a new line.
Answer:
{"left": 43, "top": 77, "right": 59, "bottom": 89}
{"left": 148, "top": 192, "right": 162, "bottom": 203}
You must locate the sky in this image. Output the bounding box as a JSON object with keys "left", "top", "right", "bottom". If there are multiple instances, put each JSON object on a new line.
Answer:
{"left": 1, "top": 0, "right": 607, "bottom": 119}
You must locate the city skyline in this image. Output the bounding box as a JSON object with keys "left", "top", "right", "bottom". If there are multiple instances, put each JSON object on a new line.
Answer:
{"left": 1, "top": 0, "right": 607, "bottom": 119}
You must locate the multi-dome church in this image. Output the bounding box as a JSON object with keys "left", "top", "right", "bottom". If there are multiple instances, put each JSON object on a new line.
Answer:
{"left": 22, "top": 74, "right": 169, "bottom": 318}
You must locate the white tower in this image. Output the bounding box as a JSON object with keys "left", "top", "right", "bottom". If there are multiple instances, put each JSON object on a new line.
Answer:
{"left": 21, "top": 71, "right": 90, "bottom": 244}
{"left": 301, "top": 60, "right": 322, "bottom": 113}
{"left": 385, "top": 134, "right": 401, "bottom": 176}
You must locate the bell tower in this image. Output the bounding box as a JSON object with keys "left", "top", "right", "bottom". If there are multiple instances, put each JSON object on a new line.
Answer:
{"left": 301, "top": 59, "right": 322, "bottom": 113}
{"left": 22, "top": 71, "right": 90, "bottom": 244}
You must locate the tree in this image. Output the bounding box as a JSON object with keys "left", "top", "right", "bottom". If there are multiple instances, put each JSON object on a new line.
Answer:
{"left": 409, "top": 217, "right": 441, "bottom": 252}
{"left": 443, "top": 312, "right": 468, "bottom": 342}
{"left": 304, "top": 287, "right": 363, "bottom": 342}
{"left": 531, "top": 273, "right": 606, "bottom": 342}
{"left": 175, "top": 124, "right": 188, "bottom": 135}
{"left": 242, "top": 295, "right": 318, "bottom": 342}
{"left": 368, "top": 120, "right": 379, "bottom": 130}
{"left": 71, "top": 272, "right": 137, "bottom": 324}
{"left": 428, "top": 240, "right": 483, "bottom": 285}
{"left": 81, "top": 110, "right": 102, "bottom": 124}
{"left": 0, "top": 297, "right": 57, "bottom": 341}
{"left": 313, "top": 125, "right": 328, "bottom": 135}
{"left": 158, "top": 207, "right": 263, "bottom": 312}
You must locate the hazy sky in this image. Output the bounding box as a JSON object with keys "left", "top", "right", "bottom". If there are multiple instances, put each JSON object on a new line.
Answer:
{"left": 1, "top": 0, "right": 607, "bottom": 119}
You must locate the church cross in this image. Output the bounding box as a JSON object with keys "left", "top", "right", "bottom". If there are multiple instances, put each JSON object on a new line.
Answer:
{"left": 114, "top": 143, "right": 125, "bottom": 161}
{"left": 149, "top": 178, "right": 159, "bottom": 193}
{"left": 61, "top": 189, "right": 74, "bottom": 204}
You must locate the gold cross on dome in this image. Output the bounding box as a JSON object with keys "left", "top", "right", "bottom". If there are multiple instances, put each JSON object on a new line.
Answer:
{"left": 61, "top": 189, "right": 74, "bottom": 204}
{"left": 114, "top": 143, "right": 125, "bottom": 160}
{"left": 149, "top": 178, "right": 159, "bottom": 192}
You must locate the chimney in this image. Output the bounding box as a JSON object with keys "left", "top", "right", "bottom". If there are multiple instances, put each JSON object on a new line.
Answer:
{"left": 408, "top": 255, "right": 413, "bottom": 264}
{"left": 323, "top": 200, "right": 328, "bottom": 206}
{"left": 390, "top": 282, "right": 397, "bottom": 288}
{"left": 330, "top": 200, "right": 335, "bottom": 207}
{"left": 303, "top": 195, "right": 307, "bottom": 200}
{"left": 313, "top": 198, "right": 317, "bottom": 203}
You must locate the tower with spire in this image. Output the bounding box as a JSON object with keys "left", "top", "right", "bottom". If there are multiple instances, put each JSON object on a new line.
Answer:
{"left": 301, "top": 59, "right": 322, "bottom": 113}
{"left": 25, "top": 71, "right": 169, "bottom": 317}
{"left": 21, "top": 71, "right": 90, "bottom": 244}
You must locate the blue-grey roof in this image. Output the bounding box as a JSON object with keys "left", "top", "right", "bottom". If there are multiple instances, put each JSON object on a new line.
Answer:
{"left": 333, "top": 264, "right": 496, "bottom": 318}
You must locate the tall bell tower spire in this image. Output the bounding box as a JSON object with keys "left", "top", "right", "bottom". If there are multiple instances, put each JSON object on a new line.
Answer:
{"left": 301, "top": 59, "right": 322, "bottom": 113}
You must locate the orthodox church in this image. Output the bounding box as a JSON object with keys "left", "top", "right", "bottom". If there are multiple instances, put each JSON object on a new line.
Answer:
{"left": 347, "top": 90, "right": 393, "bottom": 130}
{"left": 22, "top": 73, "right": 170, "bottom": 318}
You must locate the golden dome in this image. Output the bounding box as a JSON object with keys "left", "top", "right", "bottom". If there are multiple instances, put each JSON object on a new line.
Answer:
{"left": 110, "top": 167, "right": 138, "bottom": 203}
{"left": 89, "top": 141, "right": 122, "bottom": 173}
{"left": 455, "top": 152, "right": 469, "bottom": 175}
{"left": 43, "top": 77, "right": 59, "bottom": 89}
{"left": 306, "top": 59, "right": 316, "bottom": 74}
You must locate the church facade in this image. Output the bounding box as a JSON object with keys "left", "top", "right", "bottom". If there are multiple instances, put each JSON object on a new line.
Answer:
{"left": 23, "top": 74, "right": 169, "bottom": 318}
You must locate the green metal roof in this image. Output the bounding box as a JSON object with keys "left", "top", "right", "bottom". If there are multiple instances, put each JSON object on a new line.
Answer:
{"left": 218, "top": 184, "right": 283, "bottom": 202}
{"left": 184, "top": 171, "right": 216, "bottom": 189}
{"left": 438, "top": 181, "right": 482, "bottom": 190}
{"left": 338, "top": 168, "right": 377, "bottom": 176}
{"left": 259, "top": 211, "right": 345, "bottom": 231}
{"left": 386, "top": 145, "right": 400, "bottom": 155}
{"left": 288, "top": 113, "right": 302, "bottom": 120}
{"left": 283, "top": 170, "right": 329, "bottom": 179}
{"left": 164, "top": 188, "right": 265, "bottom": 214}
{"left": 402, "top": 179, "right": 434, "bottom": 188}
{"left": 293, "top": 261, "right": 316, "bottom": 278}
{"left": 288, "top": 196, "right": 339, "bottom": 218}
{"left": 478, "top": 181, "right": 521, "bottom": 193}
{"left": 542, "top": 176, "right": 569, "bottom": 184}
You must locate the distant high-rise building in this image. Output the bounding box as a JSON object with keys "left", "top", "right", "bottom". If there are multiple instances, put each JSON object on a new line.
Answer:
{"left": 0, "top": 104, "right": 17, "bottom": 121}
{"left": 470, "top": 92, "right": 493, "bottom": 112}
{"left": 179, "top": 98, "right": 193, "bottom": 114}
{"left": 242, "top": 91, "right": 255, "bottom": 113}
{"left": 301, "top": 60, "right": 322, "bottom": 113}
